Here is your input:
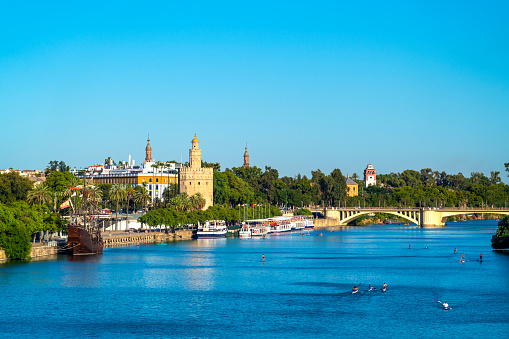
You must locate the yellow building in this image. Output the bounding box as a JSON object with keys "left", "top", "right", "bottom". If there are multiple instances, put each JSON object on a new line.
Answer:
{"left": 346, "top": 175, "right": 358, "bottom": 197}
{"left": 88, "top": 137, "right": 179, "bottom": 201}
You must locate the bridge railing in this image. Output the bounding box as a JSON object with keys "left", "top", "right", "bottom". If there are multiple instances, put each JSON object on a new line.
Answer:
{"left": 309, "top": 206, "right": 509, "bottom": 211}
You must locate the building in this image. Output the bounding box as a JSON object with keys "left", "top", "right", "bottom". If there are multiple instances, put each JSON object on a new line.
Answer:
{"left": 86, "top": 137, "right": 180, "bottom": 202}
{"left": 179, "top": 135, "right": 214, "bottom": 210}
{"left": 243, "top": 145, "right": 250, "bottom": 168}
{"left": 364, "top": 163, "right": 377, "bottom": 188}
{"left": 346, "top": 174, "right": 358, "bottom": 197}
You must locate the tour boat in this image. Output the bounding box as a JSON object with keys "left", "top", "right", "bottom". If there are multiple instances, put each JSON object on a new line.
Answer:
{"left": 197, "top": 220, "right": 227, "bottom": 239}
{"left": 241, "top": 220, "right": 270, "bottom": 237}
{"left": 304, "top": 215, "right": 314, "bottom": 229}
{"left": 268, "top": 217, "right": 292, "bottom": 233}
{"left": 239, "top": 224, "right": 252, "bottom": 238}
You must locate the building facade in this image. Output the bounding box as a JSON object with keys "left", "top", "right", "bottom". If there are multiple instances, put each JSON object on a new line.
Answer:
{"left": 179, "top": 135, "right": 214, "bottom": 210}
{"left": 346, "top": 174, "right": 358, "bottom": 197}
{"left": 86, "top": 137, "right": 179, "bottom": 202}
{"left": 364, "top": 164, "right": 377, "bottom": 188}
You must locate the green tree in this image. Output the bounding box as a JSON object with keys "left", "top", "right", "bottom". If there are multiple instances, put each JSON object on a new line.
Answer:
{"left": 27, "top": 183, "right": 52, "bottom": 206}
{"left": 134, "top": 183, "right": 152, "bottom": 213}
{"left": 110, "top": 184, "right": 125, "bottom": 231}
{"left": 0, "top": 172, "right": 33, "bottom": 204}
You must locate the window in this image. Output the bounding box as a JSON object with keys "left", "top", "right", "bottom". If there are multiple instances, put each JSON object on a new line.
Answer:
{"left": 190, "top": 182, "right": 191, "bottom": 185}
{"left": 149, "top": 178, "right": 152, "bottom": 183}
{"left": 198, "top": 182, "right": 200, "bottom": 185}
{"left": 156, "top": 178, "right": 159, "bottom": 183}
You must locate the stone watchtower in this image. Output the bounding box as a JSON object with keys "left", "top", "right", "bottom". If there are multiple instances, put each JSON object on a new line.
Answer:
{"left": 178, "top": 135, "right": 214, "bottom": 210}
{"left": 243, "top": 145, "right": 250, "bottom": 168}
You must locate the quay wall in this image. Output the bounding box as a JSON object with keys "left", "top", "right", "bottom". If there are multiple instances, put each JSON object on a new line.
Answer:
{"left": 0, "top": 246, "right": 58, "bottom": 261}
{"left": 314, "top": 218, "right": 340, "bottom": 228}
{"left": 103, "top": 229, "right": 195, "bottom": 247}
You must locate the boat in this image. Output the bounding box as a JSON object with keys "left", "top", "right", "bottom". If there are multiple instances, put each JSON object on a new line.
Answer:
{"left": 66, "top": 178, "right": 104, "bottom": 255}
{"left": 239, "top": 224, "right": 252, "bottom": 238}
{"left": 197, "top": 220, "right": 227, "bottom": 238}
{"left": 267, "top": 217, "right": 292, "bottom": 233}
{"left": 304, "top": 215, "right": 314, "bottom": 229}
{"left": 243, "top": 220, "right": 270, "bottom": 237}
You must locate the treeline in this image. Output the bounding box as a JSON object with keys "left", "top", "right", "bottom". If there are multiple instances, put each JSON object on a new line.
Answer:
{"left": 0, "top": 172, "right": 66, "bottom": 259}
{"left": 212, "top": 165, "right": 509, "bottom": 209}
{"left": 214, "top": 166, "right": 347, "bottom": 208}
{"left": 138, "top": 205, "right": 282, "bottom": 229}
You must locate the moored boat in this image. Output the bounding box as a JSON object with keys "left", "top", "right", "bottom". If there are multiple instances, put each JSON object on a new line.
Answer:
{"left": 65, "top": 177, "right": 104, "bottom": 255}
{"left": 197, "top": 220, "right": 227, "bottom": 238}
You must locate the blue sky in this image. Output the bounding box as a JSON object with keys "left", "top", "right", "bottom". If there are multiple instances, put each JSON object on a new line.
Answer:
{"left": 1, "top": 1, "right": 508, "bottom": 181}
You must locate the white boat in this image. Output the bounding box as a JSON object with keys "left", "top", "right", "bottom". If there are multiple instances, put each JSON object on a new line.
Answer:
{"left": 292, "top": 217, "right": 306, "bottom": 231}
{"left": 239, "top": 223, "right": 252, "bottom": 238}
{"left": 304, "top": 215, "right": 314, "bottom": 228}
{"left": 197, "top": 220, "right": 227, "bottom": 239}
{"left": 268, "top": 217, "right": 292, "bottom": 233}
{"left": 242, "top": 220, "right": 270, "bottom": 237}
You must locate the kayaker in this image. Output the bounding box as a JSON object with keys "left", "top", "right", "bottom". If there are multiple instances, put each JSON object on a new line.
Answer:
{"left": 454, "top": 248, "right": 457, "bottom": 254}
{"left": 460, "top": 254, "right": 465, "bottom": 262}
{"left": 442, "top": 301, "right": 449, "bottom": 309}
{"left": 352, "top": 285, "right": 359, "bottom": 293}
{"left": 368, "top": 284, "right": 375, "bottom": 291}
{"left": 262, "top": 254, "right": 265, "bottom": 261}
{"left": 382, "top": 283, "right": 387, "bottom": 291}
{"left": 479, "top": 253, "right": 482, "bottom": 261}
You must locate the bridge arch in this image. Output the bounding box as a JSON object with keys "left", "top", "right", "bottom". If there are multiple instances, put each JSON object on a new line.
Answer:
{"left": 339, "top": 210, "right": 419, "bottom": 226}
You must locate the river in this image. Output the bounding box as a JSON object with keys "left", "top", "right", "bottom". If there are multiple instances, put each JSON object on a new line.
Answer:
{"left": 0, "top": 220, "right": 508, "bottom": 338}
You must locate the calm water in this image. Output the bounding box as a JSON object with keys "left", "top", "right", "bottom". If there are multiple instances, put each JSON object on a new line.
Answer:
{"left": 1, "top": 220, "right": 508, "bottom": 338}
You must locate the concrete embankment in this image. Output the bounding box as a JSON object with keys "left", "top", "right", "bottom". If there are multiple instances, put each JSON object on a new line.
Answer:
{"left": 314, "top": 218, "right": 340, "bottom": 228}
{"left": 103, "top": 229, "right": 195, "bottom": 247}
{"left": 0, "top": 245, "right": 59, "bottom": 262}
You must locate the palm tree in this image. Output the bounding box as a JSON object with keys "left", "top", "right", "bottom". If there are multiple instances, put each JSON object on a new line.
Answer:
{"left": 352, "top": 173, "right": 359, "bottom": 181}
{"left": 110, "top": 184, "right": 126, "bottom": 231}
{"left": 134, "top": 183, "right": 152, "bottom": 214}
{"left": 170, "top": 193, "right": 190, "bottom": 212}
{"left": 27, "top": 183, "right": 52, "bottom": 206}
{"left": 190, "top": 193, "right": 206, "bottom": 211}
{"left": 151, "top": 163, "right": 159, "bottom": 202}
{"left": 124, "top": 184, "right": 135, "bottom": 229}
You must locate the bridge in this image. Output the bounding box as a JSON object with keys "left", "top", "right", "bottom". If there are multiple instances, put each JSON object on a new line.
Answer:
{"left": 309, "top": 207, "right": 509, "bottom": 227}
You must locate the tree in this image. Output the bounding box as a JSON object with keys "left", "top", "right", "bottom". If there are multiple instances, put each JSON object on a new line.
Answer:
{"left": 134, "top": 183, "right": 151, "bottom": 213}
{"left": 0, "top": 172, "right": 33, "bottom": 204}
{"left": 27, "top": 183, "right": 52, "bottom": 206}
{"left": 45, "top": 160, "right": 70, "bottom": 174}
{"left": 490, "top": 171, "right": 501, "bottom": 184}
{"left": 202, "top": 161, "right": 221, "bottom": 172}
{"left": 352, "top": 173, "right": 359, "bottom": 181}
{"left": 124, "top": 184, "right": 135, "bottom": 229}
{"left": 109, "top": 184, "right": 125, "bottom": 231}
{"left": 190, "top": 193, "right": 206, "bottom": 211}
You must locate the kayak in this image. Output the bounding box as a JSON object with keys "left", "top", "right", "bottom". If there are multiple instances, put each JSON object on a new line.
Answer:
{"left": 352, "top": 290, "right": 358, "bottom": 294}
